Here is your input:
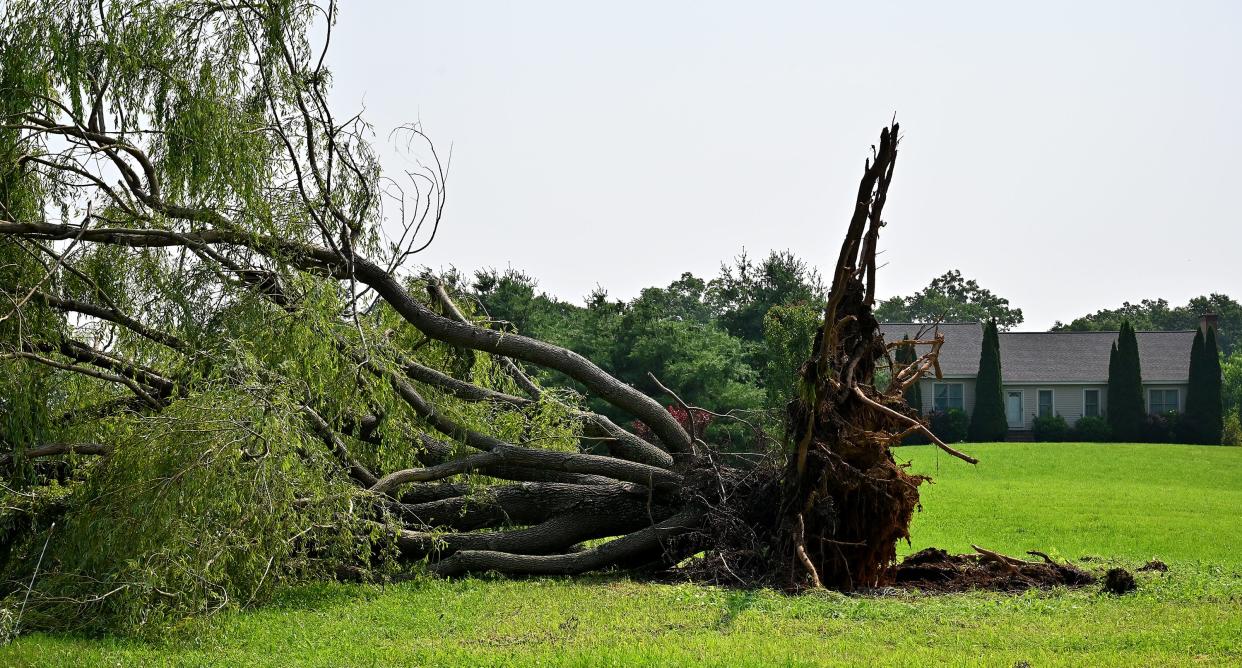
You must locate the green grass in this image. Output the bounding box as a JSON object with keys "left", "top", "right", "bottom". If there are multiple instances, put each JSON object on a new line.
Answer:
{"left": 4, "top": 442, "right": 1241, "bottom": 667}
{"left": 900, "top": 442, "right": 1242, "bottom": 565}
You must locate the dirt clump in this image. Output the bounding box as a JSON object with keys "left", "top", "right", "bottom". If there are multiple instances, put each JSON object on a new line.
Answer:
{"left": 892, "top": 548, "right": 1096, "bottom": 593}
{"left": 1137, "top": 560, "right": 1168, "bottom": 573}
{"left": 1103, "top": 568, "right": 1137, "bottom": 594}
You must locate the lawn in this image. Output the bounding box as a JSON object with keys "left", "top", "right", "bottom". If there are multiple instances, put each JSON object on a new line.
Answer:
{"left": 4, "top": 442, "right": 1241, "bottom": 667}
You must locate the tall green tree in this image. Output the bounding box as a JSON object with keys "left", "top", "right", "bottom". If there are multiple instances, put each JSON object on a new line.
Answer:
{"left": 707, "top": 250, "right": 825, "bottom": 343}
{"left": 1184, "top": 329, "right": 1208, "bottom": 443}
{"left": 893, "top": 335, "right": 928, "bottom": 445}
{"left": 874, "top": 270, "right": 1024, "bottom": 330}
{"left": 968, "top": 321, "right": 1007, "bottom": 442}
{"left": 1202, "top": 327, "right": 1224, "bottom": 444}
{"left": 1107, "top": 321, "right": 1145, "bottom": 441}
{"left": 1052, "top": 294, "right": 1239, "bottom": 355}
{"left": 895, "top": 335, "right": 925, "bottom": 415}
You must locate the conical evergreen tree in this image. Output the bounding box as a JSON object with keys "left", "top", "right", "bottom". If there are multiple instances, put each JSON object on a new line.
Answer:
{"left": 896, "top": 335, "right": 922, "bottom": 413}
{"left": 1184, "top": 328, "right": 1207, "bottom": 443}
{"left": 895, "top": 335, "right": 928, "bottom": 445}
{"left": 1106, "top": 340, "right": 1118, "bottom": 431}
{"left": 1204, "top": 326, "right": 1224, "bottom": 444}
{"left": 1108, "top": 321, "right": 1145, "bottom": 441}
{"left": 969, "top": 320, "right": 1007, "bottom": 441}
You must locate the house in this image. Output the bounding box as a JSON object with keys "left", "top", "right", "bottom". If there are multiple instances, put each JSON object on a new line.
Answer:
{"left": 878, "top": 320, "right": 1206, "bottom": 434}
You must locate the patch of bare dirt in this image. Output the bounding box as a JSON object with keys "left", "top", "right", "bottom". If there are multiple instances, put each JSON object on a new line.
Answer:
{"left": 892, "top": 548, "right": 1096, "bottom": 593}
{"left": 1138, "top": 559, "right": 1168, "bottom": 573}
{"left": 1102, "top": 567, "right": 1137, "bottom": 594}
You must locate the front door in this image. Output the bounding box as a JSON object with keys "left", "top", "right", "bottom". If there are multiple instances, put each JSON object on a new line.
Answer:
{"left": 1006, "top": 391, "right": 1024, "bottom": 429}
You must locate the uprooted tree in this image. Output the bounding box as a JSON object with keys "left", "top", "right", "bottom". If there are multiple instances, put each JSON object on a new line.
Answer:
{"left": 0, "top": 1, "right": 993, "bottom": 633}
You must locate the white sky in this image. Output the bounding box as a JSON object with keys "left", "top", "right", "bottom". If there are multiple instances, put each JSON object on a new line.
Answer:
{"left": 329, "top": 1, "right": 1241, "bottom": 330}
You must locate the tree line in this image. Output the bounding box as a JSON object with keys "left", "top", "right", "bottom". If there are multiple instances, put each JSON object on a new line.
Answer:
{"left": 467, "top": 263, "right": 1240, "bottom": 446}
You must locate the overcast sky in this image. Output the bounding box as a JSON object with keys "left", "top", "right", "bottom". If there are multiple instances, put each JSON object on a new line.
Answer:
{"left": 329, "top": 1, "right": 1240, "bottom": 330}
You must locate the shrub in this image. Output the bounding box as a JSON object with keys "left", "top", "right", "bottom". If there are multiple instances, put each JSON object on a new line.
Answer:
{"left": 1141, "top": 412, "right": 1182, "bottom": 443}
{"left": 1221, "top": 411, "right": 1242, "bottom": 446}
{"left": 929, "top": 408, "right": 969, "bottom": 443}
{"left": 1072, "top": 415, "right": 1113, "bottom": 442}
{"left": 1032, "top": 414, "right": 1070, "bottom": 442}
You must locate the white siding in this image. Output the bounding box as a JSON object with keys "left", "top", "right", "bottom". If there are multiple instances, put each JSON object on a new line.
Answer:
{"left": 1001, "top": 383, "right": 1188, "bottom": 431}
{"left": 911, "top": 379, "right": 1189, "bottom": 432}
{"left": 1005, "top": 384, "right": 1107, "bottom": 430}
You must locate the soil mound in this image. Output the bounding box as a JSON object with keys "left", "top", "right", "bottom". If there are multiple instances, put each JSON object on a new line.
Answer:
{"left": 893, "top": 548, "right": 1096, "bottom": 593}
{"left": 1102, "top": 567, "right": 1137, "bottom": 594}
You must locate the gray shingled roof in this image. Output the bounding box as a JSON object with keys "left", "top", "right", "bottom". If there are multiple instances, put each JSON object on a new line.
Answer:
{"left": 878, "top": 323, "right": 983, "bottom": 377}
{"left": 878, "top": 323, "right": 1194, "bottom": 383}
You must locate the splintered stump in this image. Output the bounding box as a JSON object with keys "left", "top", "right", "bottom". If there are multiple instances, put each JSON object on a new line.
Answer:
{"left": 775, "top": 279, "right": 925, "bottom": 590}
{"left": 765, "top": 123, "right": 928, "bottom": 591}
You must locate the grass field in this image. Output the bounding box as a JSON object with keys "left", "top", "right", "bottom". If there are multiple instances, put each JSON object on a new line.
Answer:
{"left": 4, "top": 442, "right": 1241, "bottom": 667}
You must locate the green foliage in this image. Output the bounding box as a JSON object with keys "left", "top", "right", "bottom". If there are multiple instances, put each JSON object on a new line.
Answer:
{"left": 893, "top": 336, "right": 923, "bottom": 411}
{"left": 1107, "top": 322, "right": 1145, "bottom": 442}
{"left": 705, "top": 250, "right": 824, "bottom": 344}
{"left": 874, "top": 270, "right": 1023, "bottom": 330}
{"left": 1223, "top": 350, "right": 1242, "bottom": 429}
{"left": 761, "top": 301, "right": 820, "bottom": 409}
{"left": 0, "top": 0, "right": 592, "bottom": 636}
{"left": 893, "top": 337, "right": 929, "bottom": 445}
{"left": 967, "top": 321, "right": 1006, "bottom": 442}
{"left": 2, "top": 389, "right": 374, "bottom": 635}
{"left": 1052, "top": 294, "right": 1240, "bottom": 355}
{"left": 1142, "top": 412, "right": 1184, "bottom": 444}
{"left": 1031, "top": 414, "right": 1070, "bottom": 442}
{"left": 1202, "top": 327, "right": 1223, "bottom": 444}
{"left": 1071, "top": 416, "right": 1113, "bottom": 443}
{"left": 471, "top": 250, "right": 828, "bottom": 446}
{"left": 1184, "top": 327, "right": 1224, "bottom": 444}
{"left": 1222, "top": 412, "right": 1242, "bottom": 446}
{"left": 1183, "top": 328, "right": 1207, "bottom": 440}
{"left": 929, "top": 408, "right": 968, "bottom": 443}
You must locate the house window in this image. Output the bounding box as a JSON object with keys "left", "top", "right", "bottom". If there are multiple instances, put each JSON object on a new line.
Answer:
{"left": 1037, "top": 389, "right": 1054, "bottom": 418}
{"left": 1083, "top": 389, "right": 1100, "bottom": 418}
{"left": 933, "top": 383, "right": 964, "bottom": 411}
{"left": 1149, "top": 389, "right": 1179, "bottom": 415}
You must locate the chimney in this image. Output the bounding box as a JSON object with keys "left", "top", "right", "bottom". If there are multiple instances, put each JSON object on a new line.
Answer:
{"left": 1200, "top": 313, "right": 1219, "bottom": 335}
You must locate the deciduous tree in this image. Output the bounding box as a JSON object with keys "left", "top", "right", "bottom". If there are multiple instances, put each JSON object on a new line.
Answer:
{"left": 874, "top": 270, "right": 1024, "bottom": 330}
{"left": 0, "top": 0, "right": 975, "bottom": 632}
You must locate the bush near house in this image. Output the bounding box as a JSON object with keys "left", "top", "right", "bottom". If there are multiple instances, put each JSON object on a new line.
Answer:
{"left": 1032, "top": 414, "right": 1071, "bottom": 442}
{"left": 1142, "top": 412, "right": 1184, "bottom": 443}
{"left": 929, "top": 408, "right": 969, "bottom": 443}
{"left": 1223, "top": 412, "right": 1242, "bottom": 446}
{"left": 1071, "top": 415, "right": 1113, "bottom": 442}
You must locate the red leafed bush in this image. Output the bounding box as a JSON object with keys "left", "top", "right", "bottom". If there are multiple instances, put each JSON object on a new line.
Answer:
{"left": 633, "top": 404, "right": 714, "bottom": 442}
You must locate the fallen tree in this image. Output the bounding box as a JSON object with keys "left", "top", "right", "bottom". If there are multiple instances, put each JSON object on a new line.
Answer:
{"left": 0, "top": 0, "right": 1053, "bottom": 633}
